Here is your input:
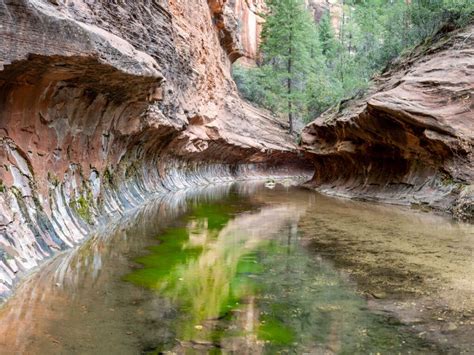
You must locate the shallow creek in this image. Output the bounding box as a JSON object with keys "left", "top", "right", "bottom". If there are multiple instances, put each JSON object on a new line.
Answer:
{"left": 0, "top": 182, "right": 472, "bottom": 354}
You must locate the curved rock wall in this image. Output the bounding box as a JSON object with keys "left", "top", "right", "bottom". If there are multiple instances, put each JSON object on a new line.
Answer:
{"left": 0, "top": 0, "right": 311, "bottom": 298}
{"left": 301, "top": 23, "right": 473, "bottom": 221}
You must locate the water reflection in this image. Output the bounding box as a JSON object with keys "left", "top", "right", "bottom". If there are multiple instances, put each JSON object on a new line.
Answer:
{"left": 124, "top": 201, "right": 306, "bottom": 352}
{"left": 0, "top": 182, "right": 264, "bottom": 354}
{"left": 123, "top": 194, "right": 444, "bottom": 354}
{"left": 0, "top": 181, "right": 471, "bottom": 354}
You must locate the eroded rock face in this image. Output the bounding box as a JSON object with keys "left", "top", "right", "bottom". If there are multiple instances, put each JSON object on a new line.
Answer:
{"left": 231, "top": 0, "right": 342, "bottom": 66}
{"left": 0, "top": 0, "right": 311, "bottom": 298}
{"left": 306, "top": 0, "right": 342, "bottom": 31}
{"left": 301, "top": 23, "right": 474, "bottom": 221}
{"left": 232, "top": 0, "right": 266, "bottom": 63}
{"left": 208, "top": 0, "right": 267, "bottom": 64}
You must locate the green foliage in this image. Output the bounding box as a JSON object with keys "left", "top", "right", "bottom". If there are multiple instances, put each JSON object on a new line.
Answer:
{"left": 259, "top": 0, "right": 317, "bottom": 132}
{"left": 232, "top": 65, "right": 268, "bottom": 107}
{"left": 103, "top": 167, "right": 114, "bottom": 187}
{"left": 70, "top": 193, "right": 94, "bottom": 224}
{"left": 233, "top": 0, "right": 473, "bottom": 127}
{"left": 318, "top": 13, "right": 338, "bottom": 58}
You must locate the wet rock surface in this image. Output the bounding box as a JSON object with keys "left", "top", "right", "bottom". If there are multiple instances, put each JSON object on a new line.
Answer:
{"left": 0, "top": 0, "right": 311, "bottom": 298}
{"left": 301, "top": 23, "right": 474, "bottom": 221}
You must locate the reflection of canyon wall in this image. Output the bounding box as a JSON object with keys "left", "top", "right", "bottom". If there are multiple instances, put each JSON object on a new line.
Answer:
{"left": 0, "top": 183, "right": 310, "bottom": 354}
{"left": 0, "top": 0, "right": 312, "bottom": 298}
{"left": 301, "top": 24, "right": 474, "bottom": 221}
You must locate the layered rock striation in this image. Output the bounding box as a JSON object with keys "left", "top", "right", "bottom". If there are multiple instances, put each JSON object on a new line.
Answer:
{"left": 301, "top": 23, "right": 473, "bottom": 221}
{"left": 0, "top": 0, "right": 310, "bottom": 298}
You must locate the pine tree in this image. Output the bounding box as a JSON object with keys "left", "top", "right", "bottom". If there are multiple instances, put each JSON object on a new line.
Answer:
{"left": 260, "top": 0, "right": 315, "bottom": 134}
{"left": 233, "top": 0, "right": 474, "bottom": 129}
{"left": 304, "top": 22, "right": 338, "bottom": 121}
{"left": 318, "top": 13, "right": 337, "bottom": 58}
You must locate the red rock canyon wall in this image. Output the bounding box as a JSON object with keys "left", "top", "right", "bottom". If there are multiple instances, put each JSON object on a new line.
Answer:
{"left": 0, "top": 0, "right": 311, "bottom": 298}
{"left": 301, "top": 23, "right": 473, "bottom": 222}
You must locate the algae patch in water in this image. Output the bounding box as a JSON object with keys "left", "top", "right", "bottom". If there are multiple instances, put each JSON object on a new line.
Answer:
{"left": 257, "top": 317, "right": 295, "bottom": 345}
{"left": 124, "top": 201, "right": 245, "bottom": 288}
{"left": 124, "top": 201, "right": 266, "bottom": 343}
{"left": 123, "top": 227, "right": 203, "bottom": 289}
{"left": 123, "top": 196, "right": 444, "bottom": 354}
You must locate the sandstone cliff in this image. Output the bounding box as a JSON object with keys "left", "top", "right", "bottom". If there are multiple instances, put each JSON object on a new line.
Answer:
{"left": 301, "top": 23, "right": 473, "bottom": 221}
{"left": 231, "top": 0, "right": 266, "bottom": 63}
{"left": 0, "top": 0, "right": 309, "bottom": 298}
{"left": 306, "top": 0, "right": 342, "bottom": 32}
{"left": 232, "top": 0, "right": 342, "bottom": 66}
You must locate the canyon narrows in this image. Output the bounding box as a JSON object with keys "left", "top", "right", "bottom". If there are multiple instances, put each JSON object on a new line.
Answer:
{"left": 0, "top": 0, "right": 472, "bottom": 303}
{"left": 0, "top": 1, "right": 473, "bottom": 353}
{"left": 0, "top": 0, "right": 311, "bottom": 299}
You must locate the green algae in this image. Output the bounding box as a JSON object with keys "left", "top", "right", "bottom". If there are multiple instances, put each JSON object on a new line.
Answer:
{"left": 123, "top": 192, "right": 442, "bottom": 354}
{"left": 69, "top": 193, "right": 94, "bottom": 224}
{"left": 190, "top": 202, "right": 237, "bottom": 230}
{"left": 123, "top": 227, "right": 202, "bottom": 289}
{"left": 124, "top": 200, "right": 262, "bottom": 342}
{"left": 257, "top": 317, "right": 295, "bottom": 345}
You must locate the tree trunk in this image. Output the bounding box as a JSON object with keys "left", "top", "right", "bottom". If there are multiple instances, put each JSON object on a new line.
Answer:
{"left": 287, "top": 34, "right": 293, "bottom": 134}
{"left": 340, "top": 0, "right": 345, "bottom": 85}
{"left": 288, "top": 77, "right": 293, "bottom": 134}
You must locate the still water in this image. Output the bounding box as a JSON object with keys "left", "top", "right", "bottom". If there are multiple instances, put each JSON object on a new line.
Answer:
{"left": 0, "top": 182, "right": 472, "bottom": 354}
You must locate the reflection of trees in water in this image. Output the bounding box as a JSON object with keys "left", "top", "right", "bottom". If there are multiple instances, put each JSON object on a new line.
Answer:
{"left": 130, "top": 202, "right": 307, "bottom": 347}
{"left": 0, "top": 182, "right": 263, "bottom": 353}
{"left": 0, "top": 183, "right": 450, "bottom": 354}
